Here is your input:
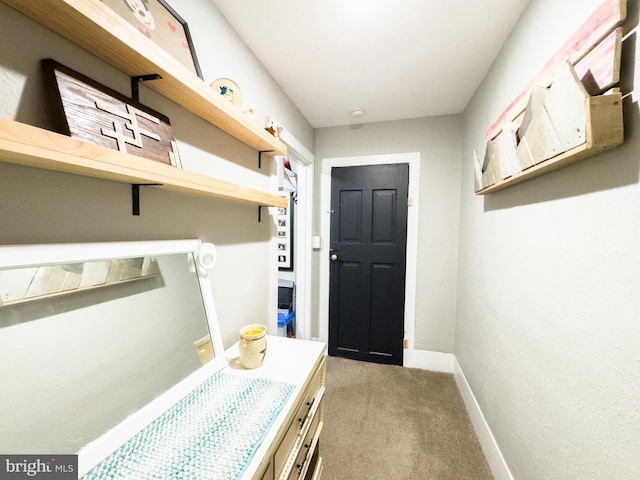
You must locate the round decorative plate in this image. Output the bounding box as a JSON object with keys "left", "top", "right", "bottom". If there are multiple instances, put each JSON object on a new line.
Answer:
{"left": 211, "top": 78, "right": 243, "bottom": 106}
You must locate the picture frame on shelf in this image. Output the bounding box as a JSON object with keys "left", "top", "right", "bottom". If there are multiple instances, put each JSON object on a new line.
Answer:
{"left": 101, "top": 0, "right": 203, "bottom": 79}
{"left": 277, "top": 193, "right": 294, "bottom": 271}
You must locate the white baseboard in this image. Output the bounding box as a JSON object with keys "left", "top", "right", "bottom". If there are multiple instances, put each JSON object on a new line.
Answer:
{"left": 404, "top": 348, "right": 455, "bottom": 373}
{"left": 453, "top": 359, "right": 514, "bottom": 480}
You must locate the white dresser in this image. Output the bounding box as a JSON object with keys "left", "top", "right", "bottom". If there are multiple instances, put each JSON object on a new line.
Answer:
{"left": 224, "top": 336, "right": 327, "bottom": 480}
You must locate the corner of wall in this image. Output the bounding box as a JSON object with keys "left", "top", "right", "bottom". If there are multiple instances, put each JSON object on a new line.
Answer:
{"left": 404, "top": 348, "right": 455, "bottom": 373}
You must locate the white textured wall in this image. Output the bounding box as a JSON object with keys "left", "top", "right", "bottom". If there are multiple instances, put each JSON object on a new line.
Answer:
{"left": 315, "top": 116, "right": 462, "bottom": 352}
{"left": 457, "top": 0, "right": 640, "bottom": 479}
{"left": 0, "top": 0, "right": 314, "bottom": 348}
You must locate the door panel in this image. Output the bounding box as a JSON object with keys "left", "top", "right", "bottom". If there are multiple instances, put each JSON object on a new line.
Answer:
{"left": 328, "top": 163, "right": 408, "bottom": 365}
{"left": 370, "top": 263, "right": 395, "bottom": 356}
{"left": 339, "top": 190, "right": 362, "bottom": 242}
{"left": 336, "top": 261, "right": 363, "bottom": 352}
{"left": 372, "top": 190, "right": 396, "bottom": 243}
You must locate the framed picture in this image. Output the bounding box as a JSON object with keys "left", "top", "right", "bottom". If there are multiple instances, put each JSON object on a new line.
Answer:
{"left": 101, "top": 0, "right": 203, "bottom": 79}
{"left": 277, "top": 193, "right": 294, "bottom": 271}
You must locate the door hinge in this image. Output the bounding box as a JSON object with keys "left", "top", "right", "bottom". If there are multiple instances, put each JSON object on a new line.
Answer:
{"left": 407, "top": 197, "right": 413, "bottom": 207}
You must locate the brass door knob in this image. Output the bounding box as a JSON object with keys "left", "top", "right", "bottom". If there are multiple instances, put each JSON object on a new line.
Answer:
{"left": 330, "top": 254, "right": 338, "bottom": 261}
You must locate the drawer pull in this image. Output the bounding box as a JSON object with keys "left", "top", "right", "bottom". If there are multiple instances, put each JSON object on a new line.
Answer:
{"left": 299, "top": 393, "right": 320, "bottom": 431}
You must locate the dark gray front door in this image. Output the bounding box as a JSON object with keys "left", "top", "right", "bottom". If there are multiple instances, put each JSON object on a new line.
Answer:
{"left": 328, "top": 163, "right": 409, "bottom": 365}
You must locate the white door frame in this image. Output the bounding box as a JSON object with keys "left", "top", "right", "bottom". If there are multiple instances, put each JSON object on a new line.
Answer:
{"left": 292, "top": 162, "right": 312, "bottom": 339}
{"left": 280, "top": 131, "right": 314, "bottom": 340}
{"left": 319, "top": 152, "right": 420, "bottom": 366}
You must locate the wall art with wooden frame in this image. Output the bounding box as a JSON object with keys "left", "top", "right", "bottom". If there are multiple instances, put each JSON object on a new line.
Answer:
{"left": 474, "top": 0, "right": 626, "bottom": 195}
{"left": 43, "top": 59, "right": 183, "bottom": 168}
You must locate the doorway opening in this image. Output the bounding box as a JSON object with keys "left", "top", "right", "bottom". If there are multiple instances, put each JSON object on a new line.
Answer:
{"left": 275, "top": 133, "right": 314, "bottom": 340}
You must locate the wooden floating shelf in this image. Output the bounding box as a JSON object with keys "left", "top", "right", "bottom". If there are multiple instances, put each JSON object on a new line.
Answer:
{"left": 0, "top": 118, "right": 288, "bottom": 208}
{"left": 476, "top": 0, "right": 626, "bottom": 195}
{"left": 476, "top": 89, "right": 623, "bottom": 195}
{"left": 0, "top": 0, "right": 287, "bottom": 157}
{"left": 477, "top": 141, "right": 611, "bottom": 195}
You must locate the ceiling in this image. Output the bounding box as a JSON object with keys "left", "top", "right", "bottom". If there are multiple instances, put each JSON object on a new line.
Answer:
{"left": 210, "top": 0, "right": 531, "bottom": 129}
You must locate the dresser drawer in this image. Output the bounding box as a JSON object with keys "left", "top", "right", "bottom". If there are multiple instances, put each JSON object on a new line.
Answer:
{"left": 258, "top": 460, "right": 273, "bottom": 480}
{"left": 274, "top": 358, "right": 325, "bottom": 479}
{"left": 290, "top": 406, "right": 322, "bottom": 480}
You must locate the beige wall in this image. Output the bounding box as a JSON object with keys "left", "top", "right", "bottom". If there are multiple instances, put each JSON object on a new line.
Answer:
{"left": 458, "top": 0, "right": 640, "bottom": 478}
{"left": 0, "top": 0, "right": 314, "bottom": 348}
{"left": 315, "top": 115, "right": 463, "bottom": 352}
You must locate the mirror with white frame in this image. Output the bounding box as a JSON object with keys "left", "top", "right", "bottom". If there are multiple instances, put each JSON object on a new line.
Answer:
{"left": 0, "top": 239, "right": 224, "bottom": 456}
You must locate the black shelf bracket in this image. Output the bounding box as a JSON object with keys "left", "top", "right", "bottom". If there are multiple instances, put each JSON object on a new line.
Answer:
{"left": 131, "top": 184, "right": 162, "bottom": 216}
{"left": 258, "top": 150, "right": 275, "bottom": 169}
{"left": 131, "top": 74, "right": 162, "bottom": 102}
{"left": 258, "top": 205, "right": 269, "bottom": 223}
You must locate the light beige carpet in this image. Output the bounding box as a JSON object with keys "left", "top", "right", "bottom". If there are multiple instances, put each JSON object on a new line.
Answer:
{"left": 320, "top": 356, "right": 493, "bottom": 480}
